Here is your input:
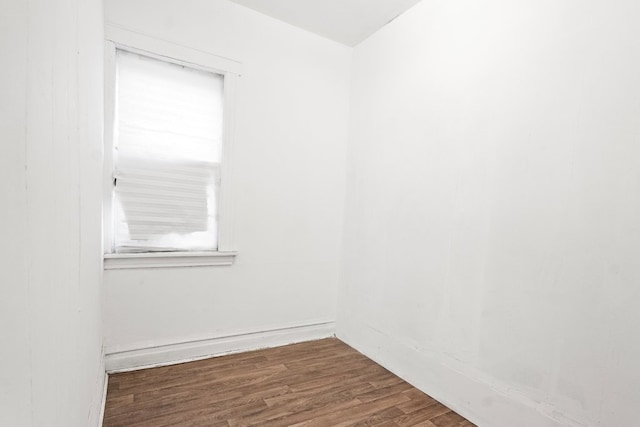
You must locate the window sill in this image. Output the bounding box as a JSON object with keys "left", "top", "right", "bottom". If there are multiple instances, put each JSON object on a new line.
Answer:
{"left": 103, "top": 251, "right": 237, "bottom": 270}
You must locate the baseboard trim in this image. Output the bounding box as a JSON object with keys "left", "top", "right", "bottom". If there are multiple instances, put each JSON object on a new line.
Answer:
{"left": 105, "top": 321, "right": 336, "bottom": 373}
{"left": 337, "top": 319, "right": 583, "bottom": 427}
{"left": 99, "top": 372, "right": 108, "bottom": 426}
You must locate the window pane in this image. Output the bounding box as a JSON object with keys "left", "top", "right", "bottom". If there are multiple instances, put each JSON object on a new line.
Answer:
{"left": 113, "top": 49, "right": 224, "bottom": 253}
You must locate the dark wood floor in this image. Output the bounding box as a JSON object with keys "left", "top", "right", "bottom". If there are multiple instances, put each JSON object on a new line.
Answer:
{"left": 104, "top": 338, "right": 474, "bottom": 427}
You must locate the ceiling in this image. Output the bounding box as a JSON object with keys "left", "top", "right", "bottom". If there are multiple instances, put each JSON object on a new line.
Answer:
{"left": 228, "top": 0, "right": 423, "bottom": 46}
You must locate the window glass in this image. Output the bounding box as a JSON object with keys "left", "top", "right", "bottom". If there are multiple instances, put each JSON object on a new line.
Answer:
{"left": 113, "top": 49, "right": 224, "bottom": 253}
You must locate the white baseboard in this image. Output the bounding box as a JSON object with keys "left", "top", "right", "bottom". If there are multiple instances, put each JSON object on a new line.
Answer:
{"left": 87, "top": 357, "right": 107, "bottom": 427}
{"left": 99, "top": 372, "right": 108, "bottom": 427}
{"left": 337, "top": 319, "right": 583, "bottom": 427}
{"left": 105, "top": 321, "right": 336, "bottom": 373}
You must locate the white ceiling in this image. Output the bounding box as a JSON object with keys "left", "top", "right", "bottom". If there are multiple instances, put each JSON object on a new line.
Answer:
{"left": 228, "top": 0, "right": 423, "bottom": 46}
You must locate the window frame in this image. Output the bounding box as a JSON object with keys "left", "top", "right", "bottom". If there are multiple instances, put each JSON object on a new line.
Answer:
{"left": 103, "top": 26, "right": 240, "bottom": 269}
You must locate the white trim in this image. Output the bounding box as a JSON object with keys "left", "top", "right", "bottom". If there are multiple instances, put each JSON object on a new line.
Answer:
{"left": 217, "top": 72, "right": 239, "bottom": 252}
{"left": 98, "top": 372, "right": 108, "bottom": 427}
{"left": 105, "top": 24, "right": 243, "bottom": 75}
{"left": 105, "top": 321, "right": 336, "bottom": 373}
{"left": 103, "top": 251, "right": 237, "bottom": 269}
{"left": 103, "top": 40, "right": 117, "bottom": 254}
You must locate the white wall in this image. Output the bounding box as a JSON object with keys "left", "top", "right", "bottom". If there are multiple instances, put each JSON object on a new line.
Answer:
{"left": 338, "top": 1, "right": 640, "bottom": 426}
{"left": 103, "top": 0, "right": 351, "bottom": 359}
{"left": 0, "top": 0, "right": 105, "bottom": 426}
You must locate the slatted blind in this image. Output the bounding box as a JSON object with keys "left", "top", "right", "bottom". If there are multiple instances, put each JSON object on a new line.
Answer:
{"left": 113, "top": 49, "right": 224, "bottom": 253}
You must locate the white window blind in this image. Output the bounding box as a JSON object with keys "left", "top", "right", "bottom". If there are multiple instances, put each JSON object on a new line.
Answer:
{"left": 112, "top": 49, "right": 224, "bottom": 253}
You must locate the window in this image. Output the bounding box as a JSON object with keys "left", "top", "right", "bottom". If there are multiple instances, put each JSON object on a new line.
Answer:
{"left": 113, "top": 49, "right": 222, "bottom": 253}
{"left": 104, "top": 27, "right": 240, "bottom": 269}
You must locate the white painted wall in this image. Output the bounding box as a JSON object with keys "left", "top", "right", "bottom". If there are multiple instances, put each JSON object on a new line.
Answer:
{"left": 0, "top": 0, "right": 104, "bottom": 426}
{"left": 103, "top": 0, "right": 351, "bottom": 357}
{"left": 338, "top": 1, "right": 640, "bottom": 426}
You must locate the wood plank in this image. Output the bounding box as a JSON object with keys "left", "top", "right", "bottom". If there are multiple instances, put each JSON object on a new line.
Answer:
{"left": 103, "top": 338, "right": 475, "bottom": 427}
